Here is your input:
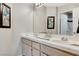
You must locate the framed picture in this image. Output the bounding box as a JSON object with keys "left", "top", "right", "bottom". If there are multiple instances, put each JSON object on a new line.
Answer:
{"left": 0, "top": 3, "right": 11, "bottom": 28}
{"left": 47, "top": 16, "right": 55, "bottom": 29}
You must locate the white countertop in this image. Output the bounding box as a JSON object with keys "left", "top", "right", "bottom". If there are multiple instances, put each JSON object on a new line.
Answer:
{"left": 21, "top": 33, "right": 79, "bottom": 55}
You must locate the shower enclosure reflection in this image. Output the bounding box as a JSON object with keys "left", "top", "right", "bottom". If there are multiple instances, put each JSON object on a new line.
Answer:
{"left": 60, "top": 11, "right": 73, "bottom": 35}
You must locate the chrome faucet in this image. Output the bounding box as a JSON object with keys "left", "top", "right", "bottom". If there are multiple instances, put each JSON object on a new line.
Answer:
{"left": 61, "top": 37, "right": 68, "bottom": 41}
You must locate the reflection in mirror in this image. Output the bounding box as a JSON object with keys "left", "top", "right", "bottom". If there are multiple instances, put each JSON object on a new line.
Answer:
{"left": 60, "top": 11, "right": 73, "bottom": 35}
{"left": 33, "top": 3, "right": 79, "bottom": 36}
{"left": 77, "top": 20, "right": 79, "bottom": 33}
{"left": 47, "top": 16, "right": 55, "bottom": 29}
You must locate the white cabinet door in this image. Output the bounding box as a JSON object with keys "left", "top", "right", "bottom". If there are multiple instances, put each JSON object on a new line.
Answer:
{"left": 22, "top": 43, "right": 32, "bottom": 56}
{"left": 32, "top": 49, "right": 40, "bottom": 56}
{"left": 32, "top": 41, "right": 40, "bottom": 50}
{"left": 32, "top": 41, "right": 40, "bottom": 56}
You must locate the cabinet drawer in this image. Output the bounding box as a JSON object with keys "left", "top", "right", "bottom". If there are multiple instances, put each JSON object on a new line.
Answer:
{"left": 22, "top": 38, "right": 31, "bottom": 46}
{"left": 32, "top": 41, "right": 40, "bottom": 50}
{"left": 22, "top": 43, "right": 32, "bottom": 56}
{"left": 32, "top": 49, "right": 40, "bottom": 56}
{"left": 41, "top": 44, "right": 73, "bottom": 56}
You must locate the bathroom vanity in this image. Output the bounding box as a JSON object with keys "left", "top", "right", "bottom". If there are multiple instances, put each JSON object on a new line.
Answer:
{"left": 21, "top": 33, "right": 79, "bottom": 56}
{"left": 20, "top": 4, "right": 79, "bottom": 56}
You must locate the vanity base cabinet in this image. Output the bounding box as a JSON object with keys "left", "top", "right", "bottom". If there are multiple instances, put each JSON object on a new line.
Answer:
{"left": 21, "top": 37, "right": 76, "bottom": 56}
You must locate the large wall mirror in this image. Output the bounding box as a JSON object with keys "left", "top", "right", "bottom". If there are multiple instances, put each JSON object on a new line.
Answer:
{"left": 33, "top": 3, "right": 79, "bottom": 35}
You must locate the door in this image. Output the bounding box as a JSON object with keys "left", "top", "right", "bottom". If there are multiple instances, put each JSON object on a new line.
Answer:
{"left": 73, "top": 7, "right": 79, "bottom": 33}
{"left": 60, "top": 14, "right": 68, "bottom": 35}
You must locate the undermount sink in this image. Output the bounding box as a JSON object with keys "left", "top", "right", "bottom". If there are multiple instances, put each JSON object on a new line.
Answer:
{"left": 36, "top": 36, "right": 50, "bottom": 40}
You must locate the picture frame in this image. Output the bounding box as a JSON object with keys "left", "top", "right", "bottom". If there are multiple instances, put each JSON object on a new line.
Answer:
{"left": 47, "top": 16, "right": 55, "bottom": 29}
{"left": 0, "top": 3, "right": 11, "bottom": 28}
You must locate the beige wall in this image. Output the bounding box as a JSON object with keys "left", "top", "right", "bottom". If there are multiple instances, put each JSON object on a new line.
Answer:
{"left": 0, "top": 3, "right": 13, "bottom": 56}
{"left": 33, "top": 6, "right": 46, "bottom": 33}
{"left": 0, "top": 3, "right": 34, "bottom": 56}
{"left": 12, "top": 3, "right": 33, "bottom": 55}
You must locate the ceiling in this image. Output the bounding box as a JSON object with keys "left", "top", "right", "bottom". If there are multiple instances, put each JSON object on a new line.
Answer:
{"left": 44, "top": 3, "right": 68, "bottom": 7}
